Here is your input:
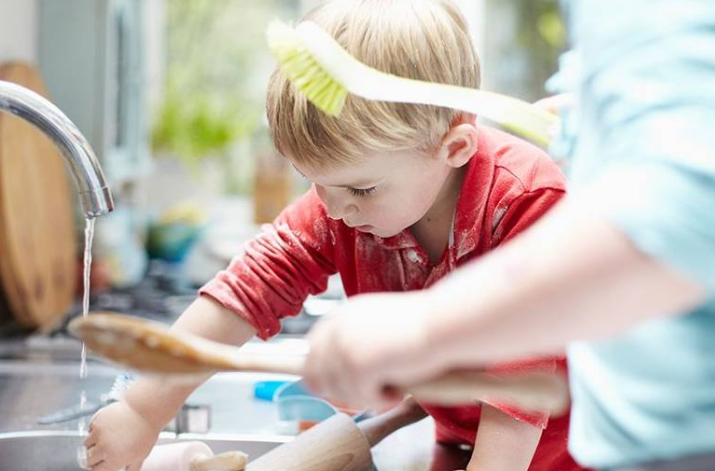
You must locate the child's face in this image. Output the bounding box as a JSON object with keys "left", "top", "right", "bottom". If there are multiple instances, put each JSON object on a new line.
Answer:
{"left": 291, "top": 149, "right": 455, "bottom": 238}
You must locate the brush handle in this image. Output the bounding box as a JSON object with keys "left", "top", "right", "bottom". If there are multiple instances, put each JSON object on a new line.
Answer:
{"left": 381, "top": 76, "right": 557, "bottom": 147}
{"left": 191, "top": 451, "right": 248, "bottom": 471}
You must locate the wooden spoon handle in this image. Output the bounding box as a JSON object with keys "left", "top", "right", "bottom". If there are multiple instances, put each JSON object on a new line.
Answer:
{"left": 231, "top": 356, "right": 568, "bottom": 414}
{"left": 191, "top": 451, "right": 248, "bottom": 471}
{"left": 405, "top": 370, "right": 569, "bottom": 415}
{"left": 235, "top": 351, "right": 569, "bottom": 414}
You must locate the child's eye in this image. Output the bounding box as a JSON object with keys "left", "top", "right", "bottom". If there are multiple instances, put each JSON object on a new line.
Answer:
{"left": 348, "top": 186, "right": 377, "bottom": 197}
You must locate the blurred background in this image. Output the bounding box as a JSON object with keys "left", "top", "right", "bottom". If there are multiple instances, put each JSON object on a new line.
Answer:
{"left": 0, "top": 0, "right": 565, "bottom": 337}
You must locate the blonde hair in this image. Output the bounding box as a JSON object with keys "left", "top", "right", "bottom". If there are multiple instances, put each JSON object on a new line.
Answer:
{"left": 266, "top": 0, "right": 481, "bottom": 170}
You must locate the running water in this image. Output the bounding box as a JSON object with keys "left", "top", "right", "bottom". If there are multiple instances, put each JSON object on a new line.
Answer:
{"left": 77, "top": 218, "right": 95, "bottom": 469}
{"left": 79, "top": 218, "right": 95, "bottom": 382}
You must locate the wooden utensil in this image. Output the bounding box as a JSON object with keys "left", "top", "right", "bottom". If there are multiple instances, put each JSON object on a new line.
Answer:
{"left": 0, "top": 62, "right": 77, "bottom": 329}
{"left": 245, "top": 397, "right": 427, "bottom": 471}
{"left": 68, "top": 313, "right": 569, "bottom": 414}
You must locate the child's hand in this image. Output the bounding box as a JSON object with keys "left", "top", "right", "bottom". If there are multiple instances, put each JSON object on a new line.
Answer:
{"left": 304, "top": 291, "right": 445, "bottom": 408}
{"left": 83, "top": 401, "right": 161, "bottom": 471}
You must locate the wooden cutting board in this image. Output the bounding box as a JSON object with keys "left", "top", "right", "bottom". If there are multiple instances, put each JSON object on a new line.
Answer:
{"left": 0, "top": 62, "right": 77, "bottom": 329}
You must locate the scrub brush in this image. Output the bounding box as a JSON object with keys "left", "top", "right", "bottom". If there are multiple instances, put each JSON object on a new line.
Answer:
{"left": 266, "top": 20, "right": 559, "bottom": 148}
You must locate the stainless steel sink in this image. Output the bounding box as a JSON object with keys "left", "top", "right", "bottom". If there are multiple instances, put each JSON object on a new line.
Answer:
{"left": 0, "top": 430, "right": 288, "bottom": 470}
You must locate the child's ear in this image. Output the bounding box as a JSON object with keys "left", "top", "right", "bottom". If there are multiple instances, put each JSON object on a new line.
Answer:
{"left": 441, "top": 123, "right": 478, "bottom": 168}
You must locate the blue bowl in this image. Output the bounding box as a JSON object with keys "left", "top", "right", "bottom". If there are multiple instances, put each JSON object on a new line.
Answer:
{"left": 274, "top": 380, "right": 340, "bottom": 423}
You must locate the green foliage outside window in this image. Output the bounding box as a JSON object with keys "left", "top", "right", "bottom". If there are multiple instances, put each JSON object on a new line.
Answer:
{"left": 152, "top": 0, "right": 296, "bottom": 193}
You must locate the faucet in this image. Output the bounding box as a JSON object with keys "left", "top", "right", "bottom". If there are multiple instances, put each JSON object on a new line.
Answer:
{"left": 0, "top": 80, "right": 114, "bottom": 218}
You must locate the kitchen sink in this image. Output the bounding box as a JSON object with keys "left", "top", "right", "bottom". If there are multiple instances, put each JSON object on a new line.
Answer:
{"left": 0, "top": 430, "right": 288, "bottom": 470}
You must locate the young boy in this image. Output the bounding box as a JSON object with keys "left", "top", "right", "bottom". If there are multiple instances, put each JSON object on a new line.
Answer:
{"left": 85, "top": 1, "right": 584, "bottom": 470}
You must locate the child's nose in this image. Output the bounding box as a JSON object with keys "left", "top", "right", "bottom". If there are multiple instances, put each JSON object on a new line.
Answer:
{"left": 325, "top": 197, "right": 358, "bottom": 220}
{"left": 316, "top": 186, "right": 357, "bottom": 220}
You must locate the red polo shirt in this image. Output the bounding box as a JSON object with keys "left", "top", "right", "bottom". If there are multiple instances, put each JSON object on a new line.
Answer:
{"left": 201, "top": 126, "right": 585, "bottom": 471}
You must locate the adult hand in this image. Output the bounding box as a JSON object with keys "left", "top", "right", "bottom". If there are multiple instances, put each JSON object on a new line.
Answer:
{"left": 304, "top": 290, "right": 446, "bottom": 408}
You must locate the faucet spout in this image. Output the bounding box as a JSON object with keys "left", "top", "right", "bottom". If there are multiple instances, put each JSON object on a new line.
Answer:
{"left": 0, "top": 80, "right": 114, "bottom": 218}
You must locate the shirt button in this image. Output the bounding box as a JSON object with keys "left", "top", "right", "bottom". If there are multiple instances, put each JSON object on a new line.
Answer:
{"left": 407, "top": 250, "right": 422, "bottom": 263}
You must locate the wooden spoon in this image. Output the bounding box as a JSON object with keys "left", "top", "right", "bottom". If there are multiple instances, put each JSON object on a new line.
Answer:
{"left": 68, "top": 313, "right": 569, "bottom": 414}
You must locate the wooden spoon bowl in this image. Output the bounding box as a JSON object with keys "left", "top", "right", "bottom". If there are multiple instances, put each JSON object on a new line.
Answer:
{"left": 68, "top": 313, "right": 303, "bottom": 376}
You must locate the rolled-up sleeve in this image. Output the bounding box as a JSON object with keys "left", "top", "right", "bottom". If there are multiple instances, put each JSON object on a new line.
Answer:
{"left": 200, "top": 189, "right": 337, "bottom": 339}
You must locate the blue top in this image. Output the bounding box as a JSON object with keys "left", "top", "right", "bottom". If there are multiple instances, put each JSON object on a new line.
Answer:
{"left": 551, "top": 0, "right": 715, "bottom": 467}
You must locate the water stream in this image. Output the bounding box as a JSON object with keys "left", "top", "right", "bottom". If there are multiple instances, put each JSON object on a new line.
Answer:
{"left": 77, "top": 218, "right": 95, "bottom": 469}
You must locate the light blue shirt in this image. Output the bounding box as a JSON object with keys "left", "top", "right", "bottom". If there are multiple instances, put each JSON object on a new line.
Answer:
{"left": 552, "top": 0, "right": 715, "bottom": 468}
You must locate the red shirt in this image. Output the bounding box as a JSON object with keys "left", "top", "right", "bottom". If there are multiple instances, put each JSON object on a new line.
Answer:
{"left": 201, "top": 126, "right": 586, "bottom": 471}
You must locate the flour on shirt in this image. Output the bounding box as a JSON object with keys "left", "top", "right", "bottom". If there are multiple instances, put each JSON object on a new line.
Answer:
{"left": 406, "top": 249, "right": 422, "bottom": 263}
{"left": 492, "top": 205, "right": 508, "bottom": 232}
{"left": 456, "top": 230, "right": 476, "bottom": 259}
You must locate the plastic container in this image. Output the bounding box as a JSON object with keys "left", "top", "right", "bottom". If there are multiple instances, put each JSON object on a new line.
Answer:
{"left": 272, "top": 380, "right": 369, "bottom": 432}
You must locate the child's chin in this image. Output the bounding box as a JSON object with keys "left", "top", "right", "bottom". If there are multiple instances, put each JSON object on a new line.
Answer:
{"left": 369, "top": 227, "right": 401, "bottom": 238}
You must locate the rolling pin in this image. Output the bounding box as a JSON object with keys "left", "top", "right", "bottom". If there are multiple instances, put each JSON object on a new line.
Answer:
{"left": 140, "top": 442, "right": 247, "bottom": 471}
{"left": 245, "top": 397, "right": 428, "bottom": 471}
{"left": 139, "top": 399, "right": 424, "bottom": 471}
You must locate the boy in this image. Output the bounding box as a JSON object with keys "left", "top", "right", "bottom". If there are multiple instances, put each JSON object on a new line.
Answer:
{"left": 85, "top": 1, "right": 584, "bottom": 470}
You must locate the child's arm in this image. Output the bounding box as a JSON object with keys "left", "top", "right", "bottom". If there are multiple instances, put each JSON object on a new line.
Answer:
{"left": 199, "top": 188, "right": 338, "bottom": 340}
{"left": 127, "top": 295, "right": 258, "bottom": 428}
{"left": 85, "top": 296, "right": 256, "bottom": 471}
{"left": 465, "top": 405, "right": 542, "bottom": 471}
{"left": 87, "top": 190, "right": 337, "bottom": 471}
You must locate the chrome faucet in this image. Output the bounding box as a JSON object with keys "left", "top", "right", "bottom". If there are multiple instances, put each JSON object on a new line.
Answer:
{"left": 0, "top": 80, "right": 114, "bottom": 218}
